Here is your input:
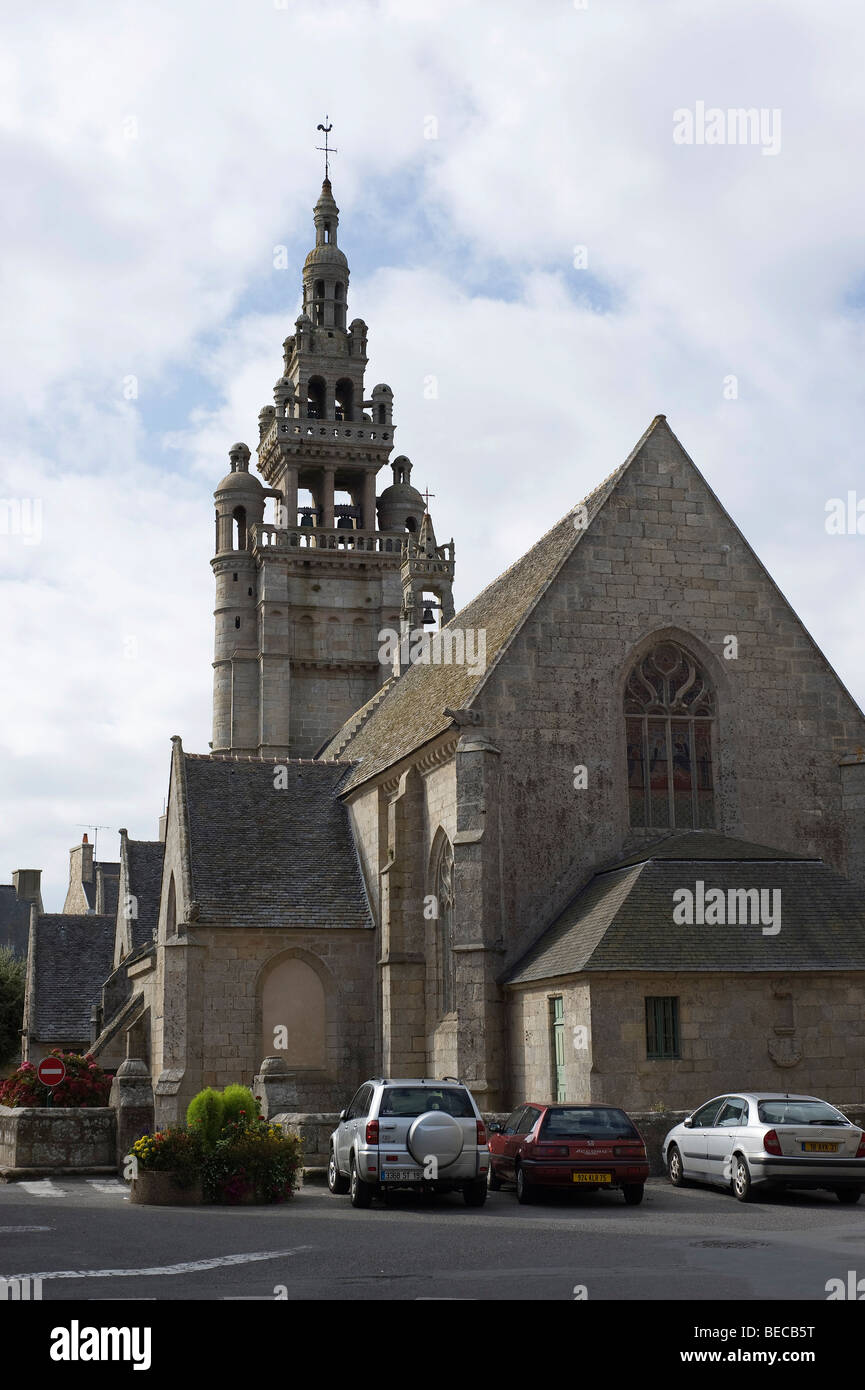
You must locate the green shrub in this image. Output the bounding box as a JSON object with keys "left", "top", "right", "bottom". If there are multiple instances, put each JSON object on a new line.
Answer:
{"left": 186, "top": 1088, "right": 225, "bottom": 1146}
{"left": 221, "top": 1084, "right": 260, "bottom": 1127}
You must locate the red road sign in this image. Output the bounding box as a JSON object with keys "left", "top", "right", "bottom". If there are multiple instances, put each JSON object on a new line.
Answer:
{"left": 37, "top": 1057, "right": 66, "bottom": 1087}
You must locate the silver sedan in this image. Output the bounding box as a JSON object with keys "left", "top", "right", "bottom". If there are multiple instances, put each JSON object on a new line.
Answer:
{"left": 662, "top": 1092, "right": 865, "bottom": 1203}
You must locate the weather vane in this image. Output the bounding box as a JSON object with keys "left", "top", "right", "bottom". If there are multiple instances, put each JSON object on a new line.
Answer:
{"left": 316, "top": 117, "right": 337, "bottom": 181}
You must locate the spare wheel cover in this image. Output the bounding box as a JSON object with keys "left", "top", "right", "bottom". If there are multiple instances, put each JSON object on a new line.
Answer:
{"left": 407, "top": 1110, "right": 464, "bottom": 1169}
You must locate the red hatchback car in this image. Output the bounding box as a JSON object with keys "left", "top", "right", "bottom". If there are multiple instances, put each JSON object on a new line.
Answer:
{"left": 487, "top": 1103, "right": 650, "bottom": 1204}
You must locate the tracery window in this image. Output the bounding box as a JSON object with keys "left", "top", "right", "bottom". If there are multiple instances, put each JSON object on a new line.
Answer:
{"left": 624, "top": 641, "right": 715, "bottom": 829}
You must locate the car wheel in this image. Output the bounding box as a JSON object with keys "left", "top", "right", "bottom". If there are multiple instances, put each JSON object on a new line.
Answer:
{"left": 836, "top": 1188, "right": 862, "bottom": 1205}
{"left": 349, "top": 1155, "right": 373, "bottom": 1209}
{"left": 487, "top": 1163, "right": 502, "bottom": 1192}
{"left": 463, "top": 1178, "right": 487, "bottom": 1207}
{"left": 328, "top": 1148, "right": 349, "bottom": 1195}
{"left": 515, "top": 1163, "right": 533, "bottom": 1205}
{"left": 732, "top": 1154, "right": 754, "bottom": 1202}
{"left": 622, "top": 1183, "right": 644, "bottom": 1206}
{"left": 668, "top": 1144, "right": 687, "bottom": 1188}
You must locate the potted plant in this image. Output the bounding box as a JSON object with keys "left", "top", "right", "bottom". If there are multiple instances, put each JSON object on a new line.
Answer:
{"left": 128, "top": 1127, "right": 205, "bottom": 1205}
{"left": 204, "top": 1115, "right": 303, "bottom": 1205}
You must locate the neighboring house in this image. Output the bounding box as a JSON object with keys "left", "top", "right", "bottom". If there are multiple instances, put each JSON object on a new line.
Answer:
{"left": 22, "top": 912, "right": 115, "bottom": 1063}
{"left": 0, "top": 870, "right": 42, "bottom": 959}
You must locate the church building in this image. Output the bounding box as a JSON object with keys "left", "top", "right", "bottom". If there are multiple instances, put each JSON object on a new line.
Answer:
{"left": 20, "top": 172, "right": 865, "bottom": 1122}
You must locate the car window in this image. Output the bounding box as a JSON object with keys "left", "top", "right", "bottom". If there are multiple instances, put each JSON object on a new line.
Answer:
{"left": 716, "top": 1099, "right": 746, "bottom": 1128}
{"left": 502, "top": 1108, "right": 526, "bottom": 1135}
{"left": 379, "top": 1087, "right": 474, "bottom": 1118}
{"left": 540, "top": 1107, "right": 640, "bottom": 1140}
{"left": 690, "top": 1098, "right": 726, "bottom": 1128}
{"left": 516, "top": 1106, "right": 541, "bottom": 1135}
{"left": 757, "top": 1099, "right": 850, "bottom": 1127}
{"left": 345, "top": 1085, "right": 368, "bottom": 1121}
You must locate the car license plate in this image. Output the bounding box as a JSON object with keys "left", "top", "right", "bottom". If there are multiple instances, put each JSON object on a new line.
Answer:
{"left": 382, "top": 1168, "right": 421, "bottom": 1181}
{"left": 572, "top": 1172, "right": 612, "bottom": 1183}
{"left": 802, "top": 1142, "right": 839, "bottom": 1153}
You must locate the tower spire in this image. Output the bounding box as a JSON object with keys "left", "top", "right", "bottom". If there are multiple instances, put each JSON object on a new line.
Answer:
{"left": 315, "top": 117, "right": 337, "bottom": 182}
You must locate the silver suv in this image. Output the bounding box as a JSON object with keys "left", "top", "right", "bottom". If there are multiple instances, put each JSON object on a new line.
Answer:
{"left": 328, "top": 1077, "right": 489, "bottom": 1208}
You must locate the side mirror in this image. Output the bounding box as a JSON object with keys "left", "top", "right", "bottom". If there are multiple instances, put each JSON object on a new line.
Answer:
{"left": 683, "top": 1116, "right": 693, "bottom": 1128}
{"left": 338, "top": 1109, "right": 347, "bottom": 1123}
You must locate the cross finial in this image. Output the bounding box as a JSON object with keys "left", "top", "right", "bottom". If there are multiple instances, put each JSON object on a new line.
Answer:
{"left": 316, "top": 117, "right": 337, "bottom": 181}
{"left": 421, "top": 487, "right": 436, "bottom": 509}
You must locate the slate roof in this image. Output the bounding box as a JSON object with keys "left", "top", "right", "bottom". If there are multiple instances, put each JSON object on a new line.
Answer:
{"left": 320, "top": 434, "right": 642, "bottom": 792}
{"left": 506, "top": 832, "right": 865, "bottom": 983}
{"left": 183, "top": 755, "right": 372, "bottom": 930}
{"left": 32, "top": 914, "right": 115, "bottom": 1042}
{"left": 82, "top": 861, "right": 120, "bottom": 915}
{"left": 125, "top": 839, "right": 164, "bottom": 950}
{"left": 0, "top": 886, "right": 31, "bottom": 959}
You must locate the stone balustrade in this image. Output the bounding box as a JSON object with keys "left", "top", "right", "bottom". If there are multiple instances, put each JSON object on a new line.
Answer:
{"left": 252, "top": 523, "right": 404, "bottom": 554}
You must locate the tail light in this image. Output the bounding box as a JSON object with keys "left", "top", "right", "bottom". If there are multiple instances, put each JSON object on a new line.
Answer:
{"left": 476, "top": 1120, "right": 486, "bottom": 1146}
{"left": 537, "top": 1144, "right": 569, "bottom": 1157}
{"left": 856, "top": 1134, "right": 865, "bottom": 1158}
{"left": 365, "top": 1119, "right": 379, "bottom": 1145}
{"left": 763, "top": 1129, "right": 782, "bottom": 1156}
{"left": 615, "top": 1144, "right": 646, "bottom": 1157}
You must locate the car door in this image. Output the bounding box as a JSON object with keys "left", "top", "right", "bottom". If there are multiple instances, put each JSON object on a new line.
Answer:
{"left": 512, "top": 1106, "right": 543, "bottom": 1172}
{"left": 339, "top": 1084, "right": 369, "bottom": 1171}
{"left": 496, "top": 1107, "right": 527, "bottom": 1179}
{"left": 680, "top": 1097, "right": 728, "bottom": 1177}
{"left": 704, "top": 1097, "right": 748, "bottom": 1185}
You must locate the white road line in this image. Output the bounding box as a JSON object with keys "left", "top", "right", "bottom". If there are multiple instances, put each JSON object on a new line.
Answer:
{"left": 86, "top": 1180, "right": 127, "bottom": 1194}
{"left": 8, "top": 1246, "right": 314, "bottom": 1283}
{"left": 0, "top": 1226, "right": 53, "bottom": 1232}
{"left": 17, "top": 1180, "right": 65, "bottom": 1198}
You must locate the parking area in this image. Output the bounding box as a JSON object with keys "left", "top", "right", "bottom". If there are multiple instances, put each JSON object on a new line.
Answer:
{"left": 2, "top": 1174, "right": 865, "bottom": 1300}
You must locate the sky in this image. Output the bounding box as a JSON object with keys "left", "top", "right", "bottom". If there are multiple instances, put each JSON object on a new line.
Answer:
{"left": 2, "top": 0, "right": 865, "bottom": 909}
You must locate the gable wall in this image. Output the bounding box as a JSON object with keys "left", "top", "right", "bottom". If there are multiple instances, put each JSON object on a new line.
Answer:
{"left": 481, "top": 425, "right": 865, "bottom": 970}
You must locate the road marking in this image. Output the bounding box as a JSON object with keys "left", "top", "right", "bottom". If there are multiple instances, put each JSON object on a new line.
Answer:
{"left": 8, "top": 1246, "right": 314, "bottom": 1283}
{"left": 0, "top": 1226, "right": 54, "bottom": 1232}
{"left": 17, "top": 1181, "right": 65, "bottom": 1198}
{"left": 86, "top": 1180, "right": 127, "bottom": 1194}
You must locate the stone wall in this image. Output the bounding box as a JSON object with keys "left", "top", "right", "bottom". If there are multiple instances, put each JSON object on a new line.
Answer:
{"left": 0, "top": 1105, "right": 116, "bottom": 1177}
{"left": 154, "top": 924, "right": 377, "bottom": 1127}
{"left": 506, "top": 970, "right": 865, "bottom": 1114}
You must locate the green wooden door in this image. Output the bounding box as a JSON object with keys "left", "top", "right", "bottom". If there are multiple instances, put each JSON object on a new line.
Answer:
{"left": 550, "top": 996, "right": 566, "bottom": 1102}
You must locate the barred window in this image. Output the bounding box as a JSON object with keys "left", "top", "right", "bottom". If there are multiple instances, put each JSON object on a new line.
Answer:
{"left": 625, "top": 641, "right": 715, "bottom": 829}
{"left": 646, "top": 996, "right": 680, "bottom": 1060}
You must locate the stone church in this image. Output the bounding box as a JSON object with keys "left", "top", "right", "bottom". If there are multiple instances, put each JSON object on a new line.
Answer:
{"left": 17, "top": 174, "right": 865, "bottom": 1121}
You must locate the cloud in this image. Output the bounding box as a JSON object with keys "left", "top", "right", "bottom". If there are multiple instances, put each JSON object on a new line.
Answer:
{"left": 2, "top": 0, "right": 865, "bottom": 906}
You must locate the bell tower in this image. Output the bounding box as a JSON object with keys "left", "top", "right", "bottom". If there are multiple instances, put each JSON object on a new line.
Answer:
{"left": 211, "top": 147, "right": 454, "bottom": 759}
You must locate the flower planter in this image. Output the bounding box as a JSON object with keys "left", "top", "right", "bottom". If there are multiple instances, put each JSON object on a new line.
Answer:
{"left": 130, "top": 1170, "right": 203, "bottom": 1206}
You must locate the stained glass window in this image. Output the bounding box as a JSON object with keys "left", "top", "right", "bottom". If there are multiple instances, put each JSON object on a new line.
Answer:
{"left": 624, "top": 642, "right": 715, "bottom": 829}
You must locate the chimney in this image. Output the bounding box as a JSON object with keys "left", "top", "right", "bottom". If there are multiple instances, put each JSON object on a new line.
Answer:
{"left": 12, "top": 869, "right": 43, "bottom": 912}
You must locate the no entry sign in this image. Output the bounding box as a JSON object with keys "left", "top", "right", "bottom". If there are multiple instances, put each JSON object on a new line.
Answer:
{"left": 37, "top": 1057, "right": 66, "bottom": 1087}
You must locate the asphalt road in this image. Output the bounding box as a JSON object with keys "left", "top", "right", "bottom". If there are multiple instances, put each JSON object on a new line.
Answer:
{"left": 1, "top": 1175, "right": 864, "bottom": 1301}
